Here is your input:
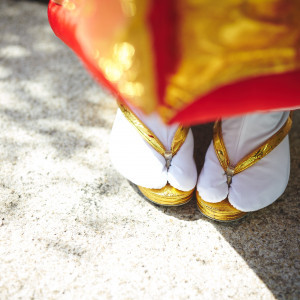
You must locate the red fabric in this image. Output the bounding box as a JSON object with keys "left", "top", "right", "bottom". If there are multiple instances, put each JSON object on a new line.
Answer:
{"left": 171, "top": 70, "right": 300, "bottom": 125}
{"left": 48, "top": 1, "right": 300, "bottom": 125}
{"left": 147, "top": 0, "right": 180, "bottom": 106}
{"left": 48, "top": 1, "right": 125, "bottom": 103}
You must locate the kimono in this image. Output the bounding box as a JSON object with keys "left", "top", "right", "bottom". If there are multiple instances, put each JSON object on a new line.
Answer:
{"left": 48, "top": 0, "right": 300, "bottom": 125}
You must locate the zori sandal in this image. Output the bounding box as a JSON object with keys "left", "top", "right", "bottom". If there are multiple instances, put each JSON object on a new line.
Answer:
{"left": 111, "top": 103, "right": 196, "bottom": 206}
{"left": 196, "top": 112, "right": 292, "bottom": 222}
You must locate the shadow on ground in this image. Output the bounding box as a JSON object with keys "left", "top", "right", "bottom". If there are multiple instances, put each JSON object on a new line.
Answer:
{"left": 210, "top": 115, "right": 300, "bottom": 299}
{"left": 0, "top": 0, "right": 117, "bottom": 160}
{"left": 139, "top": 114, "right": 300, "bottom": 299}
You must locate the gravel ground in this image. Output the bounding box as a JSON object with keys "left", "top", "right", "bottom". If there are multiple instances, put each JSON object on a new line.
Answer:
{"left": 0, "top": 1, "right": 299, "bottom": 299}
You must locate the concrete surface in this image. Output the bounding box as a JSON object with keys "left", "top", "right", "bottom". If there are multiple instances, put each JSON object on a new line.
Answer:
{"left": 0, "top": 0, "right": 299, "bottom": 299}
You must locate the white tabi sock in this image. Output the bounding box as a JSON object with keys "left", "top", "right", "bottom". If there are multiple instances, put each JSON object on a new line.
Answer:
{"left": 197, "top": 111, "right": 290, "bottom": 211}
{"left": 109, "top": 106, "right": 197, "bottom": 191}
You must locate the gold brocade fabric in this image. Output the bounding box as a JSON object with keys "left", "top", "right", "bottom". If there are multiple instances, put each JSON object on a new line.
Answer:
{"left": 64, "top": 0, "right": 300, "bottom": 121}
{"left": 70, "top": 0, "right": 158, "bottom": 113}
{"left": 161, "top": 0, "right": 300, "bottom": 121}
{"left": 99, "top": 0, "right": 158, "bottom": 113}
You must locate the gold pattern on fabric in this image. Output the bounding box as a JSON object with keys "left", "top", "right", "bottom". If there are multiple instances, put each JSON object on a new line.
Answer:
{"left": 119, "top": 103, "right": 189, "bottom": 159}
{"left": 213, "top": 113, "right": 292, "bottom": 178}
{"left": 213, "top": 120, "right": 231, "bottom": 173}
{"left": 63, "top": 0, "right": 300, "bottom": 120}
{"left": 112, "top": 0, "right": 157, "bottom": 112}
{"left": 79, "top": 0, "right": 157, "bottom": 113}
{"left": 171, "top": 126, "right": 190, "bottom": 157}
{"left": 138, "top": 184, "right": 193, "bottom": 206}
{"left": 161, "top": 0, "right": 300, "bottom": 121}
{"left": 196, "top": 192, "right": 247, "bottom": 222}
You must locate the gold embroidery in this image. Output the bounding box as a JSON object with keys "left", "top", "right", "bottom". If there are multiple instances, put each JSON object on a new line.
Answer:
{"left": 86, "top": 0, "right": 157, "bottom": 113}
{"left": 161, "top": 0, "right": 300, "bottom": 121}
{"left": 70, "top": 0, "right": 300, "bottom": 120}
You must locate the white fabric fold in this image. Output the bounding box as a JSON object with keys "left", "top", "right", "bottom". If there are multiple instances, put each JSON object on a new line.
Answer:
{"left": 109, "top": 107, "right": 197, "bottom": 191}
{"left": 197, "top": 111, "right": 290, "bottom": 211}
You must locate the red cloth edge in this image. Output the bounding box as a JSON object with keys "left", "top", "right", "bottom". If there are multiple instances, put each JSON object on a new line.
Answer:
{"left": 48, "top": 1, "right": 126, "bottom": 104}
{"left": 170, "top": 70, "right": 300, "bottom": 125}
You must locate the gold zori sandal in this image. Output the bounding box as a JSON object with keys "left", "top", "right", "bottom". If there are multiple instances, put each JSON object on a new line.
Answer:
{"left": 119, "top": 103, "right": 195, "bottom": 206}
{"left": 197, "top": 113, "right": 293, "bottom": 222}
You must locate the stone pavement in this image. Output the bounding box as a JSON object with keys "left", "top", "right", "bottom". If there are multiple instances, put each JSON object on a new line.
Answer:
{"left": 0, "top": 1, "right": 299, "bottom": 299}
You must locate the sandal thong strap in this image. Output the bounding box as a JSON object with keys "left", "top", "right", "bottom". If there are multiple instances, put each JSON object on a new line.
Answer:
{"left": 213, "top": 113, "right": 292, "bottom": 184}
{"left": 119, "top": 103, "right": 189, "bottom": 168}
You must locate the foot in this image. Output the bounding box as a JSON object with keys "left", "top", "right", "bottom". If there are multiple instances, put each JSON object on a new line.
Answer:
{"left": 109, "top": 105, "right": 197, "bottom": 192}
{"left": 197, "top": 111, "right": 291, "bottom": 212}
